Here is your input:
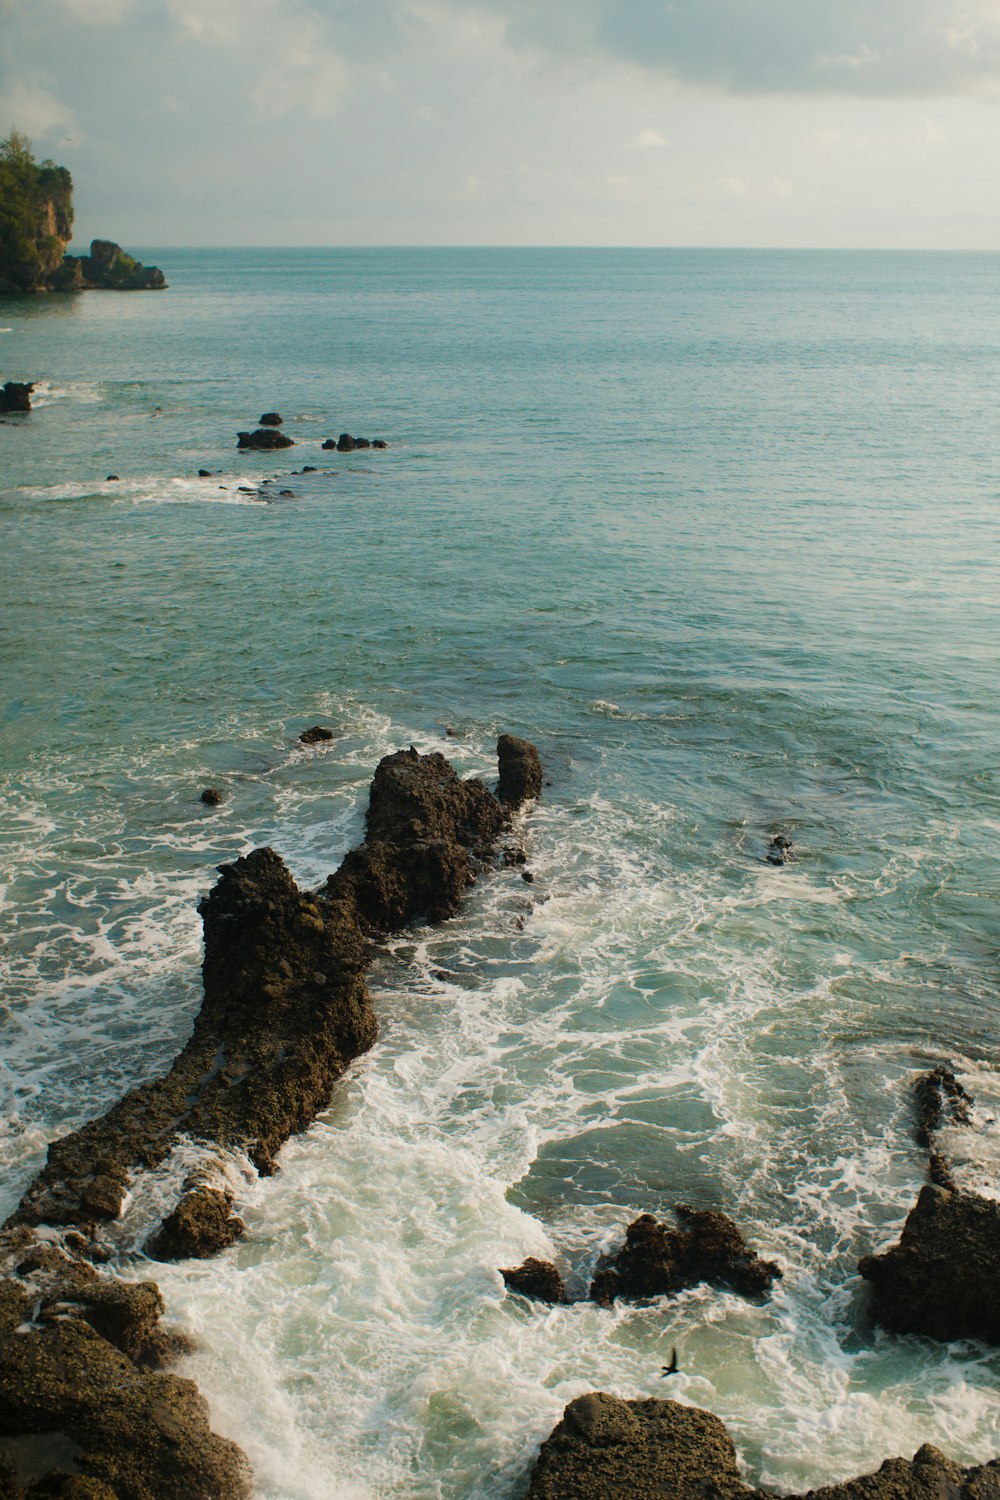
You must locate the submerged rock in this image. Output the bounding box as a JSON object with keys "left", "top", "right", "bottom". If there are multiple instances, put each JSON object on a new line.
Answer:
{"left": 500, "top": 1257, "right": 569, "bottom": 1304}
{"left": 258, "top": 412, "right": 283, "bottom": 426}
{"left": 766, "top": 832, "right": 793, "bottom": 865}
{"left": 859, "top": 1184, "right": 1000, "bottom": 1344}
{"left": 298, "top": 725, "right": 334, "bottom": 745}
{"left": 526, "top": 1393, "right": 1000, "bottom": 1500}
{"left": 589, "top": 1207, "right": 782, "bottom": 1307}
{"left": 200, "top": 787, "right": 224, "bottom": 807}
{"left": 0, "top": 382, "right": 33, "bottom": 414}
{"left": 236, "top": 428, "right": 294, "bottom": 450}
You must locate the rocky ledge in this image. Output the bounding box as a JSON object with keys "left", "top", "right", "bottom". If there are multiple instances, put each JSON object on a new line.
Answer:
{"left": 0, "top": 736, "right": 541, "bottom": 1496}
{"left": 53, "top": 240, "right": 166, "bottom": 292}
{"left": 526, "top": 1392, "right": 1000, "bottom": 1500}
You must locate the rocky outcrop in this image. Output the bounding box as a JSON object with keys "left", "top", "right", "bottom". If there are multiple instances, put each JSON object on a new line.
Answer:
{"left": 237, "top": 428, "right": 294, "bottom": 450}
{"left": 259, "top": 412, "right": 282, "bottom": 427}
{"left": 500, "top": 1258, "right": 569, "bottom": 1304}
{"left": 298, "top": 725, "right": 334, "bottom": 745}
{"left": 1, "top": 738, "right": 540, "bottom": 1495}
{"left": 526, "top": 1394, "right": 748, "bottom": 1500}
{"left": 321, "top": 747, "right": 508, "bottom": 935}
{"left": 859, "top": 1184, "right": 1000, "bottom": 1344}
{"left": 0, "top": 382, "right": 33, "bottom": 413}
{"left": 497, "top": 733, "right": 543, "bottom": 808}
{"left": 766, "top": 833, "right": 793, "bottom": 865}
{"left": 71, "top": 240, "right": 166, "bottom": 291}
{"left": 526, "top": 1394, "right": 1000, "bottom": 1500}
{"left": 912, "top": 1064, "right": 974, "bottom": 1190}
{"left": 0, "top": 1231, "right": 250, "bottom": 1498}
{"left": 323, "top": 434, "right": 388, "bottom": 452}
{"left": 146, "top": 1188, "right": 245, "bottom": 1262}
{"left": 589, "top": 1208, "right": 781, "bottom": 1307}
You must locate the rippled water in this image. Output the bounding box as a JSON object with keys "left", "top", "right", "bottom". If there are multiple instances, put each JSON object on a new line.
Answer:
{"left": 2, "top": 248, "right": 1000, "bottom": 1497}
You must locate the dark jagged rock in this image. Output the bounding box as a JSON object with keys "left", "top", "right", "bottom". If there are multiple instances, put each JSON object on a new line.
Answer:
{"left": 322, "top": 747, "right": 507, "bottom": 934}
{"left": 526, "top": 1394, "right": 1000, "bottom": 1500}
{"left": 3, "top": 737, "right": 540, "bottom": 1495}
{"left": 497, "top": 733, "right": 544, "bottom": 808}
{"left": 236, "top": 428, "right": 294, "bottom": 451}
{"left": 336, "top": 433, "right": 356, "bottom": 452}
{"left": 75, "top": 240, "right": 166, "bottom": 291}
{"left": 321, "top": 439, "right": 337, "bottom": 450}
{"left": 589, "top": 1207, "right": 782, "bottom": 1308}
{"left": 859, "top": 1184, "right": 1000, "bottom": 1344}
{"left": 526, "top": 1394, "right": 747, "bottom": 1500}
{"left": 766, "top": 833, "right": 793, "bottom": 865}
{"left": 0, "top": 382, "right": 33, "bottom": 414}
{"left": 258, "top": 412, "right": 282, "bottom": 426}
{"left": 200, "top": 787, "right": 224, "bottom": 807}
{"left": 913, "top": 1064, "right": 973, "bottom": 1148}
{"left": 146, "top": 1187, "right": 244, "bottom": 1262}
{"left": 299, "top": 725, "right": 334, "bottom": 745}
{"left": 0, "top": 1249, "right": 250, "bottom": 1499}
{"left": 500, "top": 1257, "right": 569, "bottom": 1304}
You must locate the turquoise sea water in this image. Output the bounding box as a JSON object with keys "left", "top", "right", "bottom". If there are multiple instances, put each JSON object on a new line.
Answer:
{"left": 2, "top": 248, "right": 1000, "bottom": 1497}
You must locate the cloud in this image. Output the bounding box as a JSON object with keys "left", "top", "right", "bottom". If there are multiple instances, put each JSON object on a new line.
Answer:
{"left": 456, "top": 0, "right": 1000, "bottom": 96}
{"left": 630, "top": 126, "right": 670, "bottom": 148}
{"left": 166, "top": 0, "right": 349, "bottom": 118}
{"left": 0, "top": 77, "right": 75, "bottom": 137}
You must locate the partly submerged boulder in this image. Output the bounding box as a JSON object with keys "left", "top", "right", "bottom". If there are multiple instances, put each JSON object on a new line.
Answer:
{"left": 236, "top": 428, "right": 294, "bottom": 450}
{"left": 0, "top": 382, "right": 34, "bottom": 414}
{"left": 146, "top": 1187, "right": 245, "bottom": 1262}
{"left": 912, "top": 1064, "right": 973, "bottom": 1149}
{"left": 590, "top": 1207, "right": 781, "bottom": 1308}
{"left": 859, "top": 1184, "right": 1000, "bottom": 1344}
{"left": 500, "top": 1258, "right": 569, "bottom": 1304}
{"left": 497, "top": 733, "right": 543, "bottom": 808}
{"left": 298, "top": 725, "right": 334, "bottom": 745}
{"left": 258, "top": 412, "right": 283, "bottom": 426}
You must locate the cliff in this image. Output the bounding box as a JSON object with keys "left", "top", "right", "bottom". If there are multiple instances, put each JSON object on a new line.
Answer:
{"left": 0, "top": 131, "right": 166, "bottom": 293}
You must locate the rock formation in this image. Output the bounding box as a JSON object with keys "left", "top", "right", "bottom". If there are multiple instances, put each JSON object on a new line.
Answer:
{"left": 1, "top": 738, "right": 541, "bottom": 1495}
{"left": 259, "top": 412, "right": 283, "bottom": 426}
{"left": 500, "top": 1258, "right": 569, "bottom": 1304}
{"left": 859, "top": 1184, "right": 1000, "bottom": 1344}
{"left": 525, "top": 1393, "right": 1000, "bottom": 1500}
{"left": 589, "top": 1208, "right": 782, "bottom": 1307}
{"left": 298, "top": 725, "right": 334, "bottom": 745}
{"left": 0, "top": 382, "right": 33, "bottom": 413}
{"left": 236, "top": 428, "right": 294, "bottom": 450}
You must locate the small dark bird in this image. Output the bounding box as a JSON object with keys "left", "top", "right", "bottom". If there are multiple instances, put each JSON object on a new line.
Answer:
{"left": 661, "top": 1347, "right": 679, "bottom": 1376}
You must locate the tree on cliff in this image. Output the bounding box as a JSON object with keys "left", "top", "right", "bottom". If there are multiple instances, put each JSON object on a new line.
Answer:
{"left": 0, "top": 130, "right": 74, "bottom": 291}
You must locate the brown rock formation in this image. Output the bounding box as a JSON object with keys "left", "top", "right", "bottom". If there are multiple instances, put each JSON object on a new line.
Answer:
{"left": 590, "top": 1207, "right": 782, "bottom": 1308}
{"left": 859, "top": 1184, "right": 1000, "bottom": 1345}
{"left": 146, "top": 1188, "right": 245, "bottom": 1262}
{"left": 526, "top": 1394, "right": 1000, "bottom": 1500}
{"left": 500, "top": 1258, "right": 569, "bottom": 1304}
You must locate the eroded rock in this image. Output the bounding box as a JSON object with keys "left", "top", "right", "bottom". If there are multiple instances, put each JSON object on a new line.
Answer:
{"left": 497, "top": 733, "right": 543, "bottom": 808}
{"left": 500, "top": 1258, "right": 569, "bottom": 1304}
{"left": 146, "top": 1188, "right": 245, "bottom": 1262}
{"left": 590, "top": 1207, "right": 782, "bottom": 1308}
{"left": 236, "top": 429, "right": 294, "bottom": 450}
{"left": 859, "top": 1184, "right": 1000, "bottom": 1344}
{"left": 298, "top": 726, "right": 334, "bottom": 745}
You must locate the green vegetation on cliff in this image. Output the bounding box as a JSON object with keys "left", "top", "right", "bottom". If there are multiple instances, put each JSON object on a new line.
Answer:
{"left": 0, "top": 130, "right": 74, "bottom": 292}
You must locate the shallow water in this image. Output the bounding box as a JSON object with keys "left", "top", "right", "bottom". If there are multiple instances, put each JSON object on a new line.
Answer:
{"left": 2, "top": 248, "right": 1000, "bottom": 1497}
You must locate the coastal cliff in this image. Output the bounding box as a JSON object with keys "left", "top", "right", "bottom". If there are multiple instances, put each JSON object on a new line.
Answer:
{"left": 0, "top": 131, "right": 165, "bottom": 293}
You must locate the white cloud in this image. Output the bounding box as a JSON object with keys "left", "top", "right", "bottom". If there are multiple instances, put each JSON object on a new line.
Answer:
{"left": 0, "top": 77, "right": 75, "bottom": 137}
{"left": 770, "top": 176, "right": 794, "bottom": 196}
{"left": 717, "top": 174, "right": 748, "bottom": 194}
{"left": 630, "top": 127, "right": 670, "bottom": 148}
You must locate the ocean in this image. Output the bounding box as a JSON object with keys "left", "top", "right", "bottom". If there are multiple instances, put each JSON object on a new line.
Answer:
{"left": 2, "top": 246, "right": 999, "bottom": 1498}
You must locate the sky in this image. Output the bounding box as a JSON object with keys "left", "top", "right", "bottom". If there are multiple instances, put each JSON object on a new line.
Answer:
{"left": 2, "top": 0, "right": 1000, "bottom": 247}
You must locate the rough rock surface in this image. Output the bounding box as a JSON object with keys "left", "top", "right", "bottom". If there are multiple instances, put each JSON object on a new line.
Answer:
{"left": 258, "top": 412, "right": 282, "bottom": 426}
{"left": 236, "top": 428, "right": 294, "bottom": 450}
{"left": 526, "top": 1394, "right": 748, "bottom": 1500}
{"left": 526, "top": 1395, "right": 1000, "bottom": 1500}
{"left": 912, "top": 1064, "right": 973, "bottom": 1148}
{"left": 859, "top": 1184, "right": 1000, "bottom": 1344}
{"left": 322, "top": 747, "right": 508, "bottom": 933}
{"left": 72, "top": 240, "right": 166, "bottom": 291}
{"left": 298, "top": 725, "right": 334, "bottom": 745}
{"left": 146, "top": 1188, "right": 245, "bottom": 1262}
{"left": 0, "top": 1246, "right": 251, "bottom": 1499}
{"left": 497, "top": 733, "right": 543, "bottom": 808}
{"left": 0, "top": 382, "right": 33, "bottom": 414}
{"left": 590, "top": 1207, "right": 782, "bottom": 1307}
{"left": 500, "top": 1258, "right": 569, "bottom": 1304}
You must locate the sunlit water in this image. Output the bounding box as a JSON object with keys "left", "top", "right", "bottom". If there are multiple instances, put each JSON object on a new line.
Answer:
{"left": 2, "top": 248, "right": 1000, "bottom": 1497}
